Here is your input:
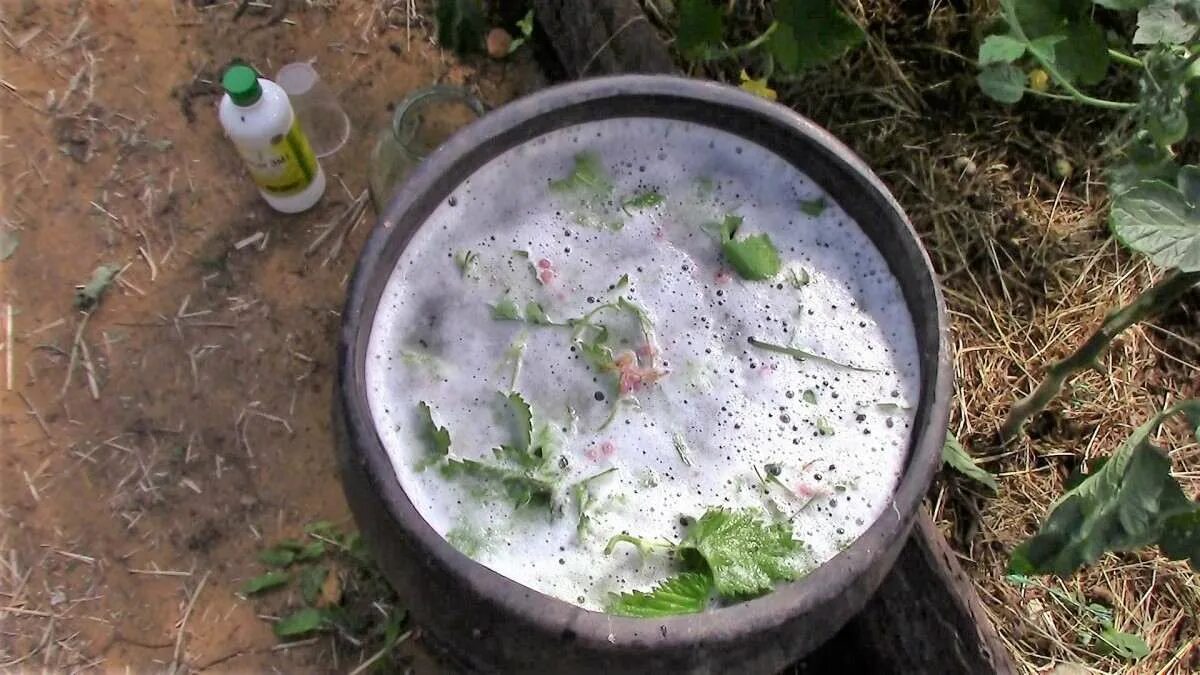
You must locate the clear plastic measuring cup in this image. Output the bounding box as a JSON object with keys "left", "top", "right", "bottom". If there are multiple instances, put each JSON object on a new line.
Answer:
{"left": 276, "top": 61, "right": 350, "bottom": 158}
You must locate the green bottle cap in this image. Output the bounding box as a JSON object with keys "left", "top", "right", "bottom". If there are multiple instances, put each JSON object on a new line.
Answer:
{"left": 222, "top": 64, "right": 262, "bottom": 107}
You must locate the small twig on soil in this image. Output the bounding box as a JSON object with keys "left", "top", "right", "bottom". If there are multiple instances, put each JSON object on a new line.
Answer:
{"left": 17, "top": 391, "right": 51, "bottom": 438}
{"left": 999, "top": 269, "right": 1200, "bottom": 443}
{"left": 170, "top": 570, "right": 209, "bottom": 675}
{"left": 79, "top": 338, "right": 100, "bottom": 400}
{"left": 138, "top": 246, "right": 158, "bottom": 282}
{"left": 234, "top": 232, "right": 265, "bottom": 250}
{"left": 348, "top": 630, "right": 413, "bottom": 675}
{"left": 59, "top": 313, "right": 92, "bottom": 399}
{"left": 307, "top": 190, "right": 368, "bottom": 256}
{"left": 5, "top": 303, "right": 12, "bottom": 390}
{"left": 324, "top": 194, "right": 370, "bottom": 267}
{"left": 127, "top": 568, "right": 192, "bottom": 577}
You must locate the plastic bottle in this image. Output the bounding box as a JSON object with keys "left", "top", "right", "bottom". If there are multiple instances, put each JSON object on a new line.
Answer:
{"left": 219, "top": 64, "right": 326, "bottom": 213}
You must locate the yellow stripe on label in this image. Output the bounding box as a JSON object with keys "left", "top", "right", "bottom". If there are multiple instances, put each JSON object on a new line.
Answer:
{"left": 246, "top": 121, "right": 319, "bottom": 196}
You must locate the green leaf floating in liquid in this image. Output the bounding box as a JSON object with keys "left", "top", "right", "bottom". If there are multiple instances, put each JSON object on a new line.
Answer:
{"left": 606, "top": 572, "right": 712, "bottom": 617}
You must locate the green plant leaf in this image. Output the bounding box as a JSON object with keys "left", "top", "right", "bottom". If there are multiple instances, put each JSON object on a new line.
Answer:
{"left": 621, "top": 190, "right": 665, "bottom": 212}
{"left": 799, "top": 198, "right": 826, "bottom": 217}
{"left": 1109, "top": 178, "right": 1200, "bottom": 271}
{"left": 1011, "top": 0, "right": 1087, "bottom": 38}
{"left": 294, "top": 541, "right": 325, "bottom": 562}
{"left": 723, "top": 233, "right": 781, "bottom": 280}
{"left": 1056, "top": 19, "right": 1110, "bottom": 85}
{"left": 75, "top": 264, "right": 120, "bottom": 311}
{"left": 1160, "top": 509, "right": 1200, "bottom": 568}
{"left": 1092, "top": 0, "right": 1149, "bottom": 9}
{"left": 259, "top": 546, "right": 297, "bottom": 568}
{"left": 274, "top": 607, "right": 328, "bottom": 638}
{"left": 515, "top": 8, "right": 535, "bottom": 39}
{"left": 241, "top": 571, "right": 289, "bottom": 595}
{"left": 1107, "top": 134, "right": 1179, "bottom": 196}
{"left": 1010, "top": 401, "right": 1200, "bottom": 576}
{"left": 1096, "top": 626, "right": 1151, "bottom": 660}
{"left": 441, "top": 457, "right": 557, "bottom": 509}
{"left": 416, "top": 401, "right": 451, "bottom": 469}
{"left": 1134, "top": 5, "right": 1196, "bottom": 45}
{"left": 1011, "top": 0, "right": 1109, "bottom": 84}
{"left": 299, "top": 565, "right": 328, "bottom": 605}
{"left": 676, "top": 0, "right": 724, "bottom": 58}
{"left": 606, "top": 572, "right": 712, "bottom": 617}
{"left": 678, "top": 508, "right": 807, "bottom": 597}
{"left": 978, "top": 63, "right": 1027, "bottom": 103}
{"left": 942, "top": 433, "right": 999, "bottom": 491}
{"left": 435, "top": 0, "right": 484, "bottom": 54}
{"left": 497, "top": 391, "right": 534, "bottom": 458}
{"left": 702, "top": 214, "right": 742, "bottom": 243}
{"left": 550, "top": 152, "right": 612, "bottom": 195}
{"left": 490, "top": 297, "right": 522, "bottom": 321}
{"left": 979, "top": 34, "right": 1028, "bottom": 65}
{"left": 769, "top": 0, "right": 865, "bottom": 73}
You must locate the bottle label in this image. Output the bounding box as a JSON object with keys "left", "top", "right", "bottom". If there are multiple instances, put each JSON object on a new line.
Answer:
{"left": 239, "top": 121, "right": 319, "bottom": 196}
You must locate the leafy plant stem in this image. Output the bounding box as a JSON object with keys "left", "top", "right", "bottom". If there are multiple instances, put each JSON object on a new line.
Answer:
{"left": 1024, "top": 89, "right": 1080, "bottom": 102}
{"left": 999, "top": 3, "right": 1136, "bottom": 111}
{"left": 1107, "top": 48, "right": 1144, "bottom": 69}
{"left": 1036, "top": 60, "right": 1137, "bottom": 110}
{"left": 705, "top": 21, "right": 779, "bottom": 60}
{"left": 1000, "top": 270, "right": 1200, "bottom": 443}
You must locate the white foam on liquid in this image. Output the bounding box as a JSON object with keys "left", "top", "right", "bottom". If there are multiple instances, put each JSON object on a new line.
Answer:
{"left": 364, "top": 117, "right": 920, "bottom": 611}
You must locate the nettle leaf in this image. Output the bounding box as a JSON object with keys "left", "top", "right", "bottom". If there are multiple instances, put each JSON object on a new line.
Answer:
{"left": 298, "top": 565, "right": 328, "bottom": 605}
{"left": 676, "top": 0, "right": 724, "bottom": 58}
{"left": 241, "top": 571, "right": 289, "bottom": 595}
{"left": 491, "top": 297, "right": 522, "bottom": 321}
{"left": 550, "top": 152, "right": 612, "bottom": 196}
{"left": 1010, "top": 401, "right": 1200, "bottom": 576}
{"left": 416, "top": 401, "right": 451, "bottom": 468}
{"left": 723, "top": 234, "right": 781, "bottom": 280}
{"left": 942, "top": 433, "right": 999, "bottom": 491}
{"left": 497, "top": 391, "right": 534, "bottom": 458}
{"left": 606, "top": 572, "right": 712, "bottom": 617}
{"left": 979, "top": 34, "right": 1027, "bottom": 65}
{"left": 434, "top": 0, "right": 484, "bottom": 55}
{"left": 1134, "top": 5, "right": 1196, "bottom": 45}
{"left": 274, "top": 607, "right": 328, "bottom": 638}
{"left": 679, "top": 508, "right": 807, "bottom": 597}
{"left": 978, "top": 63, "right": 1027, "bottom": 103}
{"left": 621, "top": 190, "right": 665, "bottom": 212}
{"left": 702, "top": 214, "right": 742, "bottom": 243}
{"left": 1109, "top": 178, "right": 1200, "bottom": 271}
{"left": 769, "top": 0, "right": 865, "bottom": 74}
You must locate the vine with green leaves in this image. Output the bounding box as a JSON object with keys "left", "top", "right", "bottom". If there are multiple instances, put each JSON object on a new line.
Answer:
{"left": 971, "top": 0, "right": 1200, "bottom": 581}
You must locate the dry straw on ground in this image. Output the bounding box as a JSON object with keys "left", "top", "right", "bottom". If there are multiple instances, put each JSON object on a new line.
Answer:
{"left": 708, "top": 2, "right": 1200, "bottom": 672}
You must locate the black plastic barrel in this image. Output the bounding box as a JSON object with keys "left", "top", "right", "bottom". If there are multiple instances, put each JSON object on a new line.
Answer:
{"left": 336, "top": 75, "right": 952, "bottom": 674}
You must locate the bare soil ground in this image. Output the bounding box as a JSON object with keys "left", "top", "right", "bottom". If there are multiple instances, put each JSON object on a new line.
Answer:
{"left": 0, "top": 1, "right": 538, "bottom": 671}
